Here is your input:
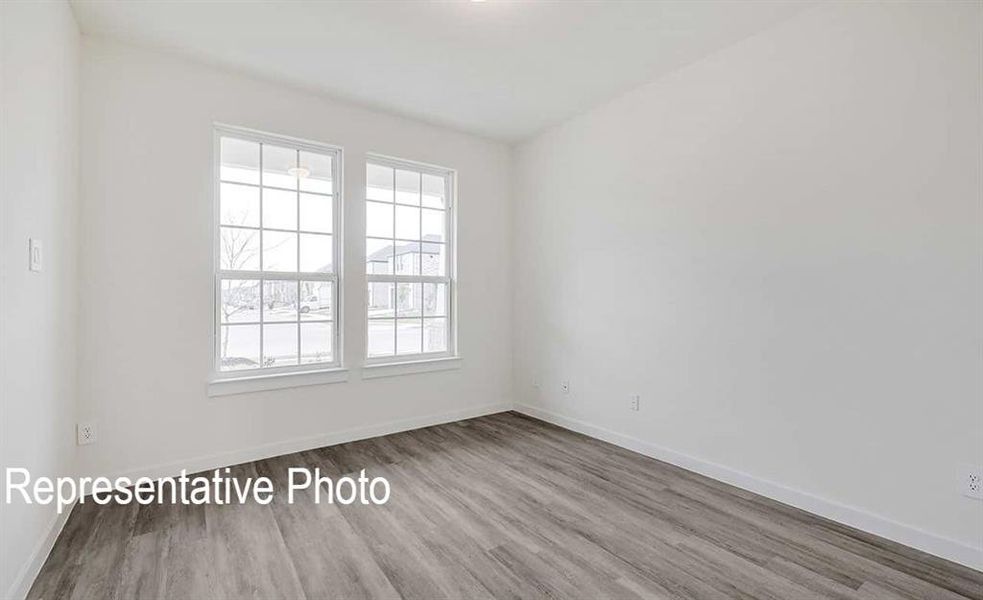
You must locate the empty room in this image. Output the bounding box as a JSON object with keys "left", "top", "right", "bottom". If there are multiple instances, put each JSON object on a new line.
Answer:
{"left": 1, "top": 0, "right": 981, "bottom": 598}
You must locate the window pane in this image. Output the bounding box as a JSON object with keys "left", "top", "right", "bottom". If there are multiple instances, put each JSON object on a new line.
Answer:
{"left": 367, "top": 164, "right": 393, "bottom": 202}
{"left": 363, "top": 161, "right": 452, "bottom": 362}
{"left": 423, "top": 283, "right": 446, "bottom": 317}
{"left": 394, "top": 241, "right": 420, "bottom": 275}
{"left": 220, "top": 227, "right": 260, "bottom": 271}
{"left": 300, "top": 193, "right": 332, "bottom": 233}
{"left": 395, "top": 169, "right": 420, "bottom": 205}
{"left": 220, "top": 325, "right": 259, "bottom": 371}
{"left": 218, "top": 133, "right": 342, "bottom": 376}
{"left": 421, "top": 208, "right": 444, "bottom": 243}
{"left": 301, "top": 322, "right": 333, "bottom": 364}
{"left": 300, "top": 233, "right": 332, "bottom": 273}
{"left": 220, "top": 183, "right": 259, "bottom": 227}
{"left": 368, "top": 281, "right": 394, "bottom": 318}
{"left": 263, "top": 323, "right": 298, "bottom": 367}
{"left": 221, "top": 279, "right": 260, "bottom": 323}
{"left": 395, "top": 205, "right": 420, "bottom": 240}
{"left": 366, "top": 238, "right": 393, "bottom": 275}
{"left": 221, "top": 138, "right": 259, "bottom": 185}
{"left": 396, "top": 282, "right": 421, "bottom": 318}
{"left": 368, "top": 319, "right": 395, "bottom": 357}
{"left": 300, "top": 281, "right": 332, "bottom": 320}
{"left": 422, "top": 242, "right": 446, "bottom": 277}
{"left": 299, "top": 151, "right": 332, "bottom": 194}
{"left": 263, "top": 144, "right": 297, "bottom": 190}
{"left": 424, "top": 318, "right": 447, "bottom": 353}
{"left": 263, "top": 231, "right": 297, "bottom": 272}
{"left": 263, "top": 188, "right": 297, "bottom": 231}
{"left": 396, "top": 319, "right": 422, "bottom": 355}
{"left": 263, "top": 280, "right": 298, "bottom": 322}
{"left": 422, "top": 173, "right": 445, "bottom": 209}
{"left": 366, "top": 201, "right": 393, "bottom": 238}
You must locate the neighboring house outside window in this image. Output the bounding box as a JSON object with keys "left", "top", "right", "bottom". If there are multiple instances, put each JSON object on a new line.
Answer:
{"left": 365, "top": 158, "right": 455, "bottom": 361}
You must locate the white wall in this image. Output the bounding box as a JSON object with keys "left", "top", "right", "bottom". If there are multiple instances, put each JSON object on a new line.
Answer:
{"left": 77, "top": 38, "right": 512, "bottom": 480}
{"left": 0, "top": 2, "right": 80, "bottom": 597}
{"left": 513, "top": 1, "right": 982, "bottom": 567}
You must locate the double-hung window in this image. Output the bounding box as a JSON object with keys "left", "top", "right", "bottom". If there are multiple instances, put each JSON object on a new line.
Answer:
{"left": 365, "top": 158, "right": 455, "bottom": 362}
{"left": 214, "top": 126, "right": 341, "bottom": 376}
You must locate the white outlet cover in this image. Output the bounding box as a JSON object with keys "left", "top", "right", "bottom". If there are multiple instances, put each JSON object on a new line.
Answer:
{"left": 959, "top": 463, "right": 983, "bottom": 500}
{"left": 77, "top": 421, "right": 97, "bottom": 446}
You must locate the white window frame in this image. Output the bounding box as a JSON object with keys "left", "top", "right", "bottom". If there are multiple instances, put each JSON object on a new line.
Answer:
{"left": 212, "top": 124, "right": 344, "bottom": 381}
{"left": 365, "top": 154, "right": 457, "bottom": 366}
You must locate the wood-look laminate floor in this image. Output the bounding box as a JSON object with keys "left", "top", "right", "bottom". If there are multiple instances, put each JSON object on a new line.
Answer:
{"left": 28, "top": 411, "right": 983, "bottom": 600}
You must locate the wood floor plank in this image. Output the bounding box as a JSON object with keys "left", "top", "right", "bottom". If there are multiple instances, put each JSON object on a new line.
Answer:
{"left": 67, "top": 499, "right": 139, "bottom": 600}
{"left": 115, "top": 531, "right": 168, "bottom": 600}
{"left": 254, "top": 453, "right": 400, "bottom": 600}
{"left": 202, "top": 463, "right": 307, "bottom": 600}
{"left": 26, "top": 411, "right": 983, "bottom": 600}
{"left": 856, "top": 581, "right": 919, "bottom": 599}
{"left": 161, "top": 534, "right": 219, "bottom": 600}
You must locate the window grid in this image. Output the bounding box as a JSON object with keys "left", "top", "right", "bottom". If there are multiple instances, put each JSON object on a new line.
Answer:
{"left": 215, "top": 127, "right": 341, "bottom": 376}
{"left": 365, "top": 159, "right": 454, "bottom": 362}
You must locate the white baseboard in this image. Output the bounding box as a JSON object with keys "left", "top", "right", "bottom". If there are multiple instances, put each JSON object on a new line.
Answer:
{"left": 515, "top": 403, "right": 983, "bottom": 572}
{"left": 6, "top": 500, "right": 78, "bottom": 600}
{"left": 106, "top": 402, "right": 513, "bottom": 482}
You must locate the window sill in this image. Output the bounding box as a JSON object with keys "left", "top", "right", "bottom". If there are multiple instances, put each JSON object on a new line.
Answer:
{"left": 361, "top": 356, "right": 461, "bottom": 380}
{"left": 208, "top": 367, "right": 349, "bottom": 397}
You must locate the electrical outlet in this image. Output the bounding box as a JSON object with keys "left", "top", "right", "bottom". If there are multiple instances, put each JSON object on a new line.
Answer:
{"left": 561, "top": 380, "right": 570, "bottom": 394}
{"left": 630, "top": 395, "right": 640, "bottom": 411}
{"left": 77, "top": 421, "right": 97, "bottom": 446}
{"left": 960, "top": 464, "right": 983, "bottom": 500}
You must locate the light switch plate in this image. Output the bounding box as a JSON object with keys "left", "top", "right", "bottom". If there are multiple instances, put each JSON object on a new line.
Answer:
{"left": 29, "top": 238, "right": 42, "bottom": 272}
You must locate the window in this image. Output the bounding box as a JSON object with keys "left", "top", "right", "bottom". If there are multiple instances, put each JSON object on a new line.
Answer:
{"left": 214, "top": 126, "right": 341, "bottom": 376}
{"left": 365, "top": 158, "right": 454, "bottom": 362}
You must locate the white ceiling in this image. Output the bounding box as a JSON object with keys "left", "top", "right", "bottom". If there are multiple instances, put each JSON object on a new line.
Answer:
{"left": 70, "top": 0, "right": 809, "bottom": 142}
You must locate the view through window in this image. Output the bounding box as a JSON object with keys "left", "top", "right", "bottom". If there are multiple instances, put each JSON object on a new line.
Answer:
{"left": 216, "top": 128, "right": 341, "bottom": 373}
{"left": 365, "top": 159, "right": 454, "bottom": 360}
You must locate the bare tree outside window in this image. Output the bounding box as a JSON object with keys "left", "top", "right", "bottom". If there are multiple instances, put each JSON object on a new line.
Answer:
{"left": 215, "top": 128, "right": 340, "bottom": 374}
